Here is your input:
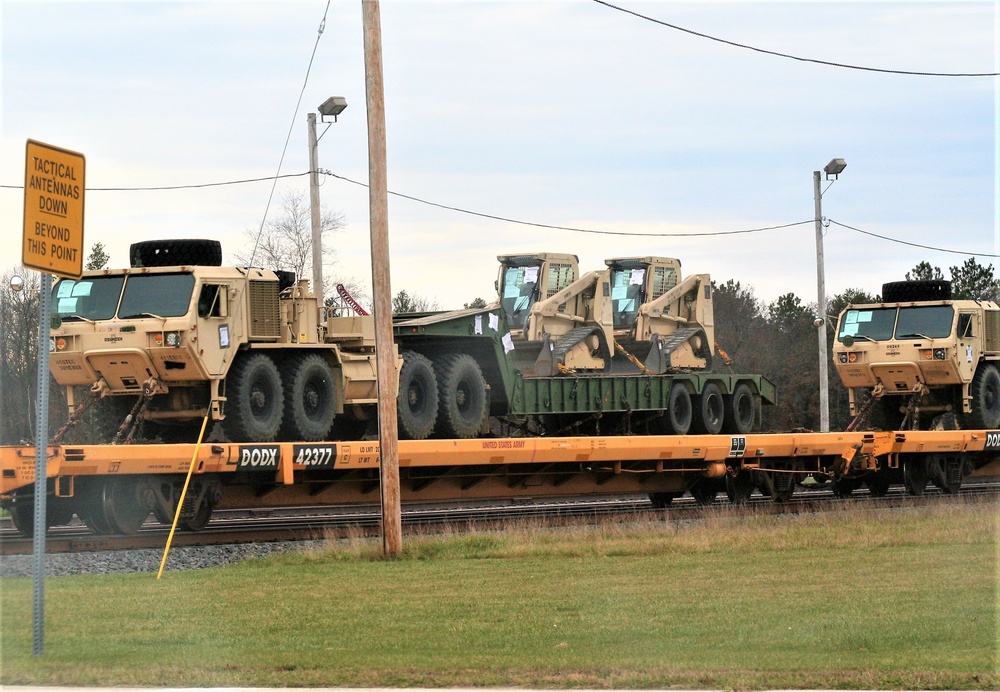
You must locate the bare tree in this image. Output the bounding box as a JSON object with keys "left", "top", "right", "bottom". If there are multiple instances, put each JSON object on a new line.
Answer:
{"left": 1, "top": 269, "right": 41, "bottom": 444}
{"left": 235, "top": 190, "right": 345, "bottom": 280}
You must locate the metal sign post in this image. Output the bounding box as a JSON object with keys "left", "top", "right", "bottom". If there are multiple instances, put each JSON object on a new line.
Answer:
{"left": 22, "top": 139, "right": 85, "bottom": 657}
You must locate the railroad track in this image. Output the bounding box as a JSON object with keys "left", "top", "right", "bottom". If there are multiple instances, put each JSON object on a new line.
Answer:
{"left": 1, "top": 483, "right": 996, "bottom": 557}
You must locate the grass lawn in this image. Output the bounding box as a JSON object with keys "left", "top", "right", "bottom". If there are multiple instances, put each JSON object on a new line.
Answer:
{"left": 1, "top": 497, "right": 997, "bottom": 690}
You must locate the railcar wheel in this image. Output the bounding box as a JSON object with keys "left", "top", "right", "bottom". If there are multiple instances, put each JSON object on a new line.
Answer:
{"left": 927, "top": 454, "right": 964, "bottom": 494}
{"left": 648, "top": 492, "right": 681, "bottom": 508}
{"left": 832, "top": 476, "right": 862, "bottom": 498}
{"left": 397, "top": 352, "right": 438, "bottom": 440}
{"left": 181, "top": 501, "right": 213, "bottom": 532}
{"left": 7, "top": 492, "right": 75, "bottom": 537}
{"left": 104, "top": 477, "right": 152, "bottom": 535}
{"left": 865, "top": 472, "right": 892, "bottom": 498}
{"left": 280, "top": 354, "right": 337, "bottom": 441}
{"left": 78, "top": 481, "right": 116, "bottom": 535}
{"left": 903, "top": 457, "right": 929, "bottom": 496}
{"left": 725, "top": 470, "right": 754, "bottom": 504}
{"left": 434, "top": 354, "right": 487, "bottom": 439}
{"left": 723, "top": 383, "right": 756, "bottom": 434}
{"left": 688, "top": 478, "right": 721, "bottom": 505}
{"left": 223, "top": 353, "right": 283, "bottom": 442}
{"left": 9, "top": 504, "right": 36, "bottom": 537}
{"left": 692, "top": 382, "right": 725, "bottom": 435}
{"left": 665, "top": 385, "right": 692, "bottom": 435}
{"left": 966, "top": 363, "right": 1000, "bottom": 429}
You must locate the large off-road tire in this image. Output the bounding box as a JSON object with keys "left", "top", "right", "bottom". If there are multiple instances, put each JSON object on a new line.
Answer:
{"left": 881, "top": 280, "right": 951, "bottom": 303}
{"left": 129, "top": 239, "right": 223, "bottom": 268}
{"left": 665, "top": 385, "right": 692, "bottom": 435}
{"left": 722, "top": 382, "right": 756, "bottom": 434}
{"left": 434, "top": 353, "right": 488, "bottom": 439}
{"left": 397, "top": 352, "right": 438, "bottom": 440}
{"left": 691, "top": 382, "right": 725, "bottom": 435}
{"left": 965, "top": 363, "right": 1000, "bottom": 429}
{"left": 279, "top": 354, "right": 337, "bottom": 441}
{"left": 222, "top": 353, "right": 284, "bottom": 442}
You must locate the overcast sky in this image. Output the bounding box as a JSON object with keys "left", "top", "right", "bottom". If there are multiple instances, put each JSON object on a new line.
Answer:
{"left": 2, "top": 1, "right": 997, "bottom": 311}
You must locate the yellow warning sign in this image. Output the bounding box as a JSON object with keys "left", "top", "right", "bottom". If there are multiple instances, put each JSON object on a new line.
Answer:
{"left": 22, "top": 139, "right": 86, "bottom": 279}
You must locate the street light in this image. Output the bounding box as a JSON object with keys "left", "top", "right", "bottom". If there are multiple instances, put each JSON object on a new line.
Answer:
{"left": 308, "top": 96, "right": 347, "bottom": 308}
{"left": 814, "top": 158, "right": 846, "bottom": 432}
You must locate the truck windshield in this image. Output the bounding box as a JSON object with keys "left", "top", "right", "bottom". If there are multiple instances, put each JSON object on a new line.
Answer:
{"left": 118, "top": 273, "right": 195, "bottom": 318}
{"left": 53, "top": 276, "right": 125, "bottom": 321}
{"left": 839, "top": 305, "right": 955, "bottom": 342}
{"left": 500, "top": 264, "right": 540, "bottom": 329}
{"left": 895, "top": 305, "right": 954, "bottom": 339}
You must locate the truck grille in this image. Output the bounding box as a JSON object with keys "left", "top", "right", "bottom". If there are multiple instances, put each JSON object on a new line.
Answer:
{"left": 249, "top": 280, "right": 280, "bottom": 340}
{"left": 985, "top": 311, "right": 1000, "bottom": 354}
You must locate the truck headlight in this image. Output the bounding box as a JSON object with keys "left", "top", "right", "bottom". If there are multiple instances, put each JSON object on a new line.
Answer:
{"left": 838, "top": 353, "right": 848, "bottom": 364}
{"left": 165, "top": 331, "right": 181, "bottom": 347}
{"left": 934, "top": 348, "right": 946, "bottom": 360}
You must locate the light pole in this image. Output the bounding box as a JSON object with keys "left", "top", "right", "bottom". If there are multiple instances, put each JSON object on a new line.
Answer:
{"left": 814, "top": 157, "right": 846, "bottom": 432}
{"left": 308, "top": 96, "right": 348, "bottom": 308}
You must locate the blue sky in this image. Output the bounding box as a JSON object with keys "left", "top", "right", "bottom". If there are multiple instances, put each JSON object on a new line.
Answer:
{"left": 2, "top": 1, "right": 997, "bottom": 310}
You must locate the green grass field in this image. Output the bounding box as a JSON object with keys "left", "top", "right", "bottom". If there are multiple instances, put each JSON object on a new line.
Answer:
{"left": 1, "top": 498, "right": 997, "bottom": 690}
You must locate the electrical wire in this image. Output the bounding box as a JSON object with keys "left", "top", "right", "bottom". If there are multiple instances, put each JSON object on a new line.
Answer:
{"left": 829, "top": 219, "right": 1000, "bottom": 258}
{"left": 321, "top": 170, "right": 810, "bottom": 237}
{"left": 593, "top": 0, "right": 999, "bottom": 77}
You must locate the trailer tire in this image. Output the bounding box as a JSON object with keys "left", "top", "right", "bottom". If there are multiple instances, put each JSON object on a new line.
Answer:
{"left": 692, "top": 382, "right": 725, "bottom": 435}
{"left": 665, "top": 385, "right": 692, "bottom": 435}
{"left": 435, "top": 354, "right": 487, "bottom": 439}
{"left": 397, "top": 352, "right": 438, "bottom": 440}
{"left": 722, "top": 383, "right": 756, "bottom": 434}
{"left": 280, "top": 354, "right": 336, "bottom": 442}
{"left": 966, "top": 363, "right": 1000, "bottom": 429}
{"left": 129, "top": 239, "right": 223, "bottom": 268}
{"left": 222, "top": 353, "right": 283, "bottom": 442}
{"left": 881, "top": 280, "right": 951, "bottom": 303}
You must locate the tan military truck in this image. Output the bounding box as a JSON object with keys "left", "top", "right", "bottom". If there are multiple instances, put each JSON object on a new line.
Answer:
{"left": 832, "top": 279, "right": 1000, "bottom": 431}
{"left": 49, "top": 239, "right": 386, "bottom": 444}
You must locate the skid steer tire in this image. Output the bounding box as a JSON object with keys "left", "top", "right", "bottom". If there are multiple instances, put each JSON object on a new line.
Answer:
{"left": 435, "top": 353, "right": 487, "bottom": 439}
{"left": 880, "top": 280, "right": 951, "bottom": 303}
{"left": 279, "top": 354, "right": 337, "bottom": 442}
{"left": 222, "top": 353, "right": 284, "bottom": 442}
{"left": 397, "top": 352, "right": 438, "bottom": 440}
{"left": 130, "top": 239, "right": 223, "bottom": 268}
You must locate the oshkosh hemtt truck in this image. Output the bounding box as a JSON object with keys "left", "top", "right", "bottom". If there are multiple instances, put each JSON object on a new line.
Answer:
{"left": 832, "top": 279, "right": 1000, "bottom": 431}
{"left": 49, "top": 240, "right": 386, "bottom": 444}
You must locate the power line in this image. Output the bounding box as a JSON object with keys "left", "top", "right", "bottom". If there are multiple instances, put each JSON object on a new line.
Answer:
{"left": 829, "top": 220, "right": 1000, "bottom": 258}
{"left": 593, "top": 0, "right": 999, "bottom": 77}
{"left": 321, "top": 170, "right": 811, "bottom": 237}
{"left": 0, "top": 172, "right": 310, "bottom": 192}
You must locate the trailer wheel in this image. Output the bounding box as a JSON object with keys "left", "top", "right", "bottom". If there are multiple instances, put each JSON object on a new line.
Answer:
{"left": 722, "top": 383, "right": 756, "bottom": 434}
{"left": 692, "top": 382, "right": 725, "bottom": 435}
{"left": 665, "top": 385, "right": 692, "bottom": 434}
{"left": 223, "top": 353, "right": 283, "bottom": 442}
{"left": 280, "top": 354, "right": 336, "bottom": 442}
{"left": 881, "top": 280, "right": 951, "bottom": 303}
{"left": 435, "top": 354, "right": 487, "bottom": 439}
{"left": 966, "top": 363, "right": 1000, "bottom": 429}
{"left": 129, "top": 239, "right": 223, "bottom": 268}
{"left": 397, "top": 352, "right": 438, "bottom": 440}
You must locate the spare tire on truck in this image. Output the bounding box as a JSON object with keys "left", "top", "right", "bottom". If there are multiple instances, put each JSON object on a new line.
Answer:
{"left": 130, "top": 239, "right": 223, "bottom": 268}
{"left": 881, "top": 280, "right": 951, "bottom": 303}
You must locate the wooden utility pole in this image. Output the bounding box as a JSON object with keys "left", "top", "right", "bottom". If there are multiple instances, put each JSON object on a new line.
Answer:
{"left": 362, "top": 0, "right": 402, "bottom": 556}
